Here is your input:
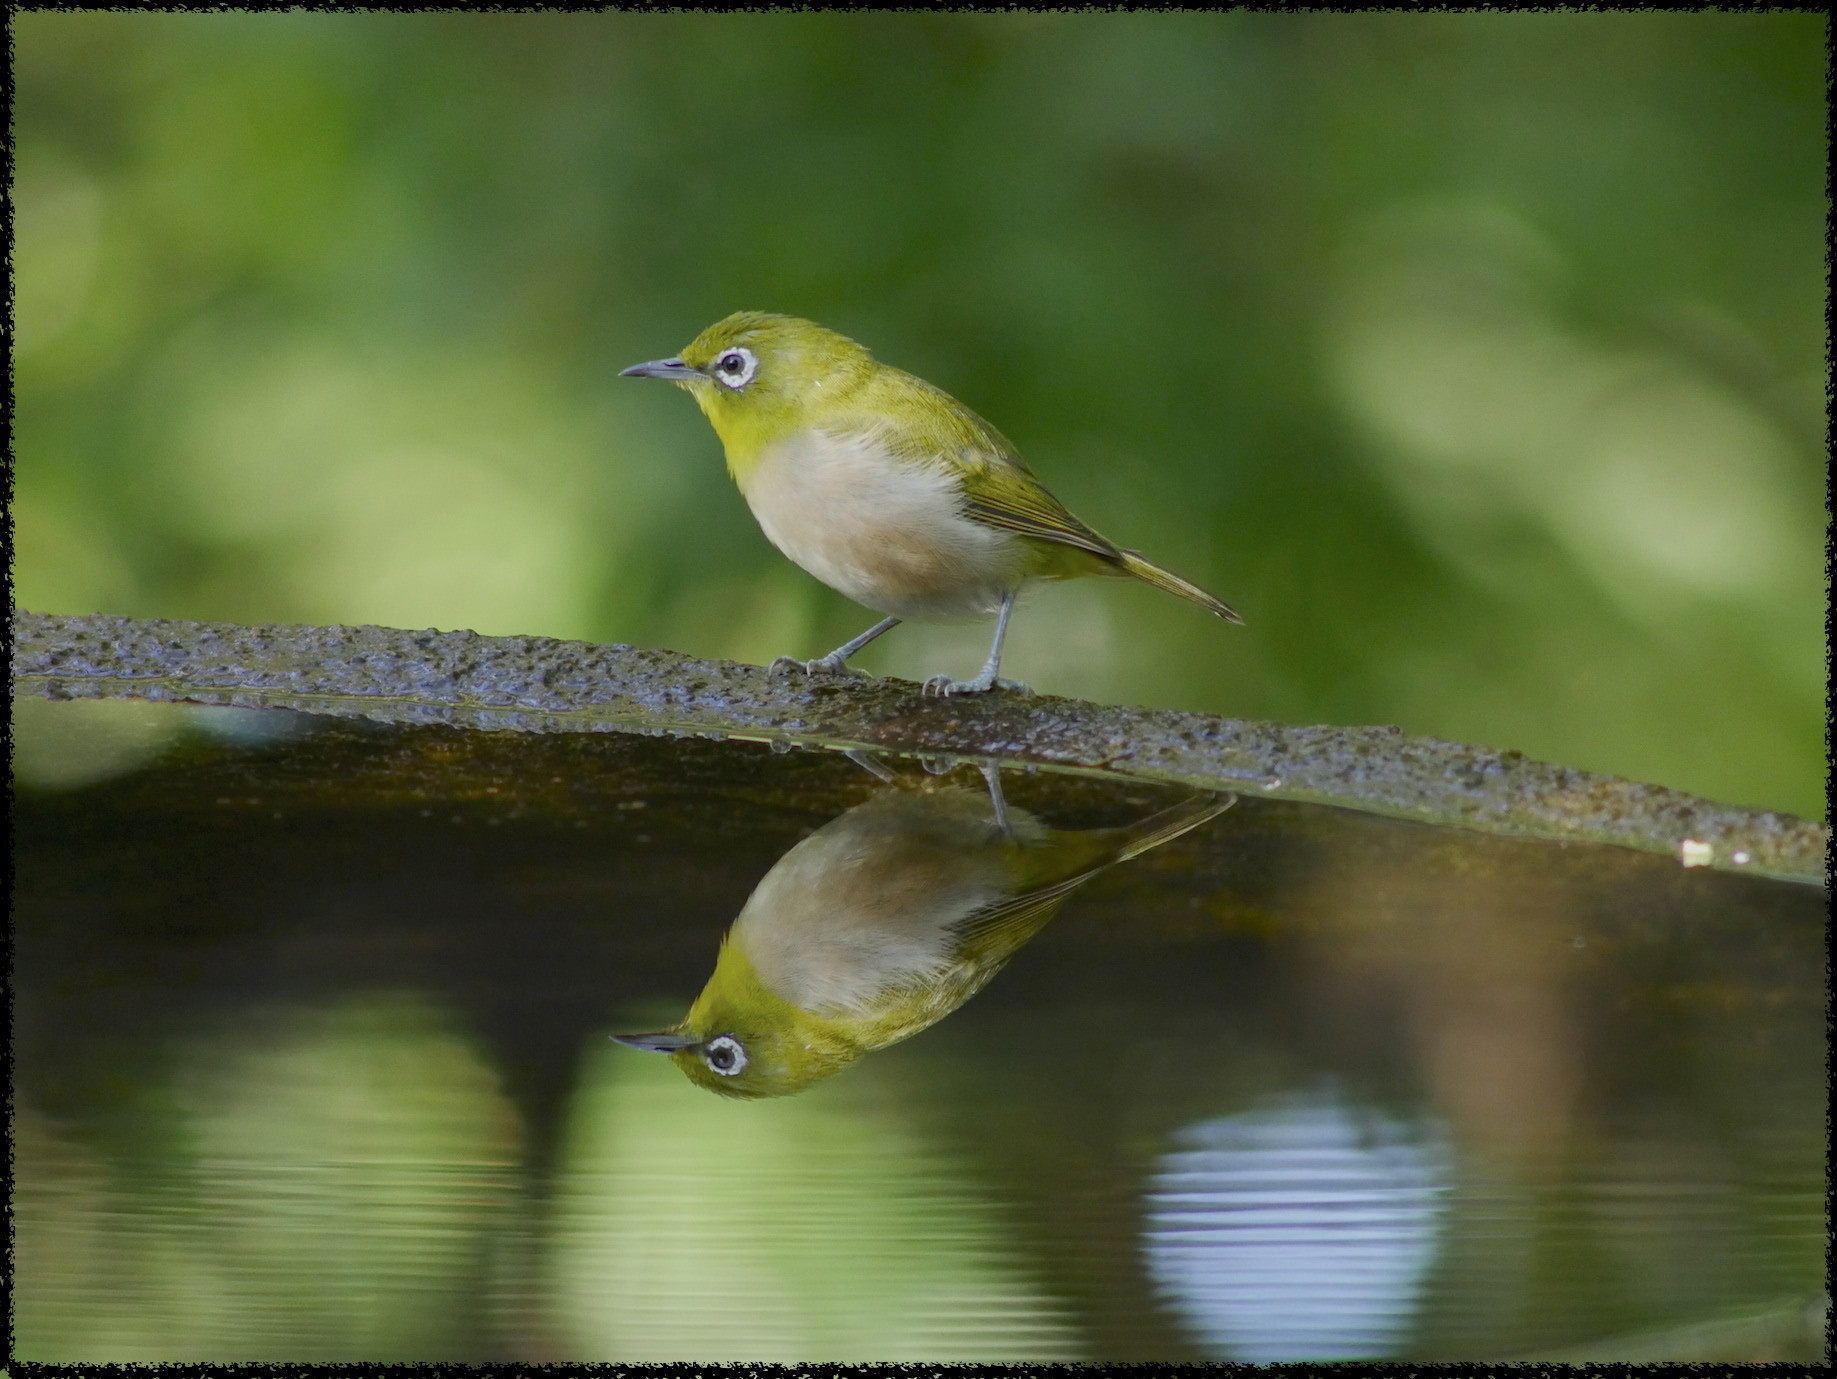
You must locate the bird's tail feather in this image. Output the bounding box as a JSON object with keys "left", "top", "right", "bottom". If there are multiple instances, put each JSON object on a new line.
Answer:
{"left": 1118, "top": 550, "right": 1244, "bottom": 623}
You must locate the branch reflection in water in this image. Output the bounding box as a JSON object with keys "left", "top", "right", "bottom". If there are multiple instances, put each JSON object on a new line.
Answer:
{"left": 614, "top": 763, "right": 1232, "bottom": 1098}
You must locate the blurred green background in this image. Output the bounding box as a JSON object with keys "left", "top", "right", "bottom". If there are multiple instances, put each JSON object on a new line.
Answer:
{"left": 12, "top": 12, "right": 1826, "bottom": 817}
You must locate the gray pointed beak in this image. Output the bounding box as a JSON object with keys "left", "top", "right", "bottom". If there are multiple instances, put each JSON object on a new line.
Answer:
{"left": 619, "top": 357, "right": 703, "bottom": 382}
{"left": 611, "top": 1029, "right": 698, "bottom": 1052}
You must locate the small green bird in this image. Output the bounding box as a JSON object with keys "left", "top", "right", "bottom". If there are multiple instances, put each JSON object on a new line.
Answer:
{"left": 613, "top": 780, "right": 1232, "bottom": 1098}
{"left": 622, "top": 312, "right": 1242, "bottom": 695}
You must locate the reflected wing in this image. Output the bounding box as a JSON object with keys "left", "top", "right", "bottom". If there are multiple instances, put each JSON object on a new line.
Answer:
{"left": 959, "top": 792, "right": 1233, "bottom": 960}
{"left": 954, "top": 871, "right": 1094, "bottom": 961}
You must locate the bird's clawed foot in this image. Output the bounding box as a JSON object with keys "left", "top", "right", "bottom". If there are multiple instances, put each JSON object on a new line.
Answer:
{"left": 769, "top": 653, "right": 867, "bottom": 680}
{"left": 921, "top": 672, "right": 1031, "bottom": 697}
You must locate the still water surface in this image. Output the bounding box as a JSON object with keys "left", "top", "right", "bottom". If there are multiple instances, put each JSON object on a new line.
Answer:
{"left": 11, "top": 700, "right": 1826, "bottom": 1363}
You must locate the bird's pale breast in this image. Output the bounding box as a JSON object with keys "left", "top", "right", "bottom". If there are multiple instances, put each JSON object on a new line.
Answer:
{"left": 730, "top": 788, "right": 1035, "bottom": 1018}
{"left": 740, "top": 428, "right": 1025, "bottom": 621}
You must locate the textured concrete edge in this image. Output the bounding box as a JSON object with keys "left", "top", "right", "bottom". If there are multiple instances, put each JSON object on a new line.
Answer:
{"left": 11, "top": 610, "right": 1829, "bottom": 885}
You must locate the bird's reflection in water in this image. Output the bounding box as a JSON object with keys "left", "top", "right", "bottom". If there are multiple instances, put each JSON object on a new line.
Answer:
{"left": 615, "top": 763, "right": 1231, "bottom": 1097}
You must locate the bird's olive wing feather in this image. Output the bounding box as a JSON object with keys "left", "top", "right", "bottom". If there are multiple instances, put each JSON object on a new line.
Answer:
{"left": 846, "top": 371, "right": 1125, "bottom": 564}
{"left": 951, "top": 872, "right": 1094, "bottom": 964}
{"left": 959, "top": 466, "right": 1123, "bottom": 563}
{"left": 956, "top": 793, "right": 1233, "bottom": 962}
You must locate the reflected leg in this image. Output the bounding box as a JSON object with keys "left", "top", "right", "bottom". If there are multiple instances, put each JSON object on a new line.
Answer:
{"left": 843, "top": 748, "right": 900, "bottom": 784}
{"left": 979, "top": 759, "right": 1013, "bottom": 837}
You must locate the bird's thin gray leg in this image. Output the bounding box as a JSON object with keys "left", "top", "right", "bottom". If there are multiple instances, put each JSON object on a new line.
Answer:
{"left": 770, "top": 616, "right": 900, "bottom": 679}
{"left": 924, "top": 591, "right": 1030, "bottom": 696}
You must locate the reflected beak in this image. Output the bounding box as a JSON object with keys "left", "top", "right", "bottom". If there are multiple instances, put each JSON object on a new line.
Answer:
{"left": 619, "top": 357, "right": 703, "bottom": 382}
{"left": 611, "top": 1029, "right": 698, "bottom": 1052}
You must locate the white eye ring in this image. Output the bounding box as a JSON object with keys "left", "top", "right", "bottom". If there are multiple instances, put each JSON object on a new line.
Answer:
{"left": 703, "top": 1034, "right": 748, "bottom": 1076}
{"left": 712, "top": 347, "right": 758, "bottom": 390}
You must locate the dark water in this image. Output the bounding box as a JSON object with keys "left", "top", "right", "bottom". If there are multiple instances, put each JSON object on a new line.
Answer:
{"left": 11, "top": 699, "right": 1827, "bottom": 1363}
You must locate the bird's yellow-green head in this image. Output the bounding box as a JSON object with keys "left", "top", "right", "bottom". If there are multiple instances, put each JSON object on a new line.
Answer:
{"left": 620, "top": 311, "right": 876, "bottom": 473}
{"left": 611, "top": 936, "right": 866, "bottom": 1099}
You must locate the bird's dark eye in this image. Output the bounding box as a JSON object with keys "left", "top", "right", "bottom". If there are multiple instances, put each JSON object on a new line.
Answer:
{"left": 703, "top": 1034, "right": 747, "bottom": 1075}
{"left": 711, "top": 347, "right": 758, "bottom": 390}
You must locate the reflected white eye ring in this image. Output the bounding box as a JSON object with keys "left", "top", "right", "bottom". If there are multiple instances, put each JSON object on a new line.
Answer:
{"left": 712, "top": 347, "right": 758, "bottom": 390}
{"left": 702, "top": 1034, "right": 747, "bottom": 1075}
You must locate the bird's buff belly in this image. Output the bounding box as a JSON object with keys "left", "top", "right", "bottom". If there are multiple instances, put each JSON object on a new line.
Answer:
{"left": 743, "top": 434, "right": 1025, "bottom": 621}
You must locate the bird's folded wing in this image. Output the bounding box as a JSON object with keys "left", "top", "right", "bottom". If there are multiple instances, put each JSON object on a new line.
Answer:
{"left": 842, "top": 393, "right": 1125, "bottom": 562}
{"left": 955, "top": 452, "right": 1123, "bottom": 562}
{"left": 951, "top": 866, "right": 1107, "bottom": 964}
